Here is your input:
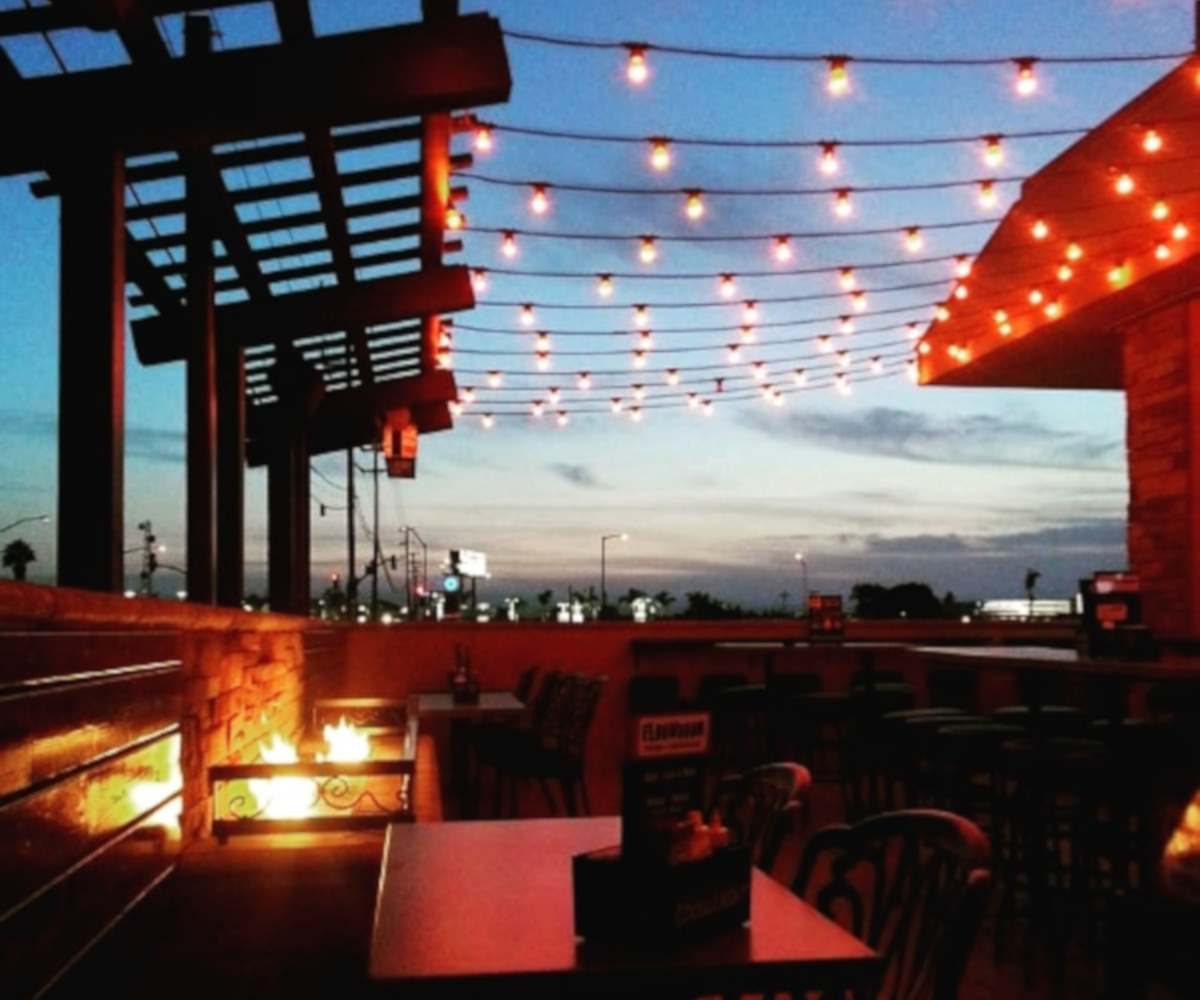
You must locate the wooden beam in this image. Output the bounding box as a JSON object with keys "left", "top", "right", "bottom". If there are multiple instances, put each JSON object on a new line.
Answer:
{"left": 245, "top": 370, "right": 458, "bottom": 466}
{"left": 132, "top": 266, "right": 473, "bottom": 364}
{"left": 0, "top": 14, "right": 511, "bottom": 176}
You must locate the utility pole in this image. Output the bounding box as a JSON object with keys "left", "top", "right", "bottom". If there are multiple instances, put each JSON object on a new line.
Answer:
{"left": 346, "top": 448, "right": 357, "bottom": 613}
{"left": 371, "top": 447, "right": 380, "bottom": 620}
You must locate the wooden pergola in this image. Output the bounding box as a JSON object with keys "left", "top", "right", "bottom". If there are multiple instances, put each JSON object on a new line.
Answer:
{"left": 919, "top": 54, "right": 1200, "bottom": 643}
{"left": 0, "top": 0, "right": 511, "bottom": 613}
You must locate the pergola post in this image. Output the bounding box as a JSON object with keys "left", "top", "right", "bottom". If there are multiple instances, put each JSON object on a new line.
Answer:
{"left": 267, "top": 428, "right": 311, "bottom": 615}
{"left": 56, "top": 149, "right": 125, "bottom": 592}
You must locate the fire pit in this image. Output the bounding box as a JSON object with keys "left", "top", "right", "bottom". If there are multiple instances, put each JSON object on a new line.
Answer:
{"left": 209, "top": 702, "right": 417, "bottom": 842}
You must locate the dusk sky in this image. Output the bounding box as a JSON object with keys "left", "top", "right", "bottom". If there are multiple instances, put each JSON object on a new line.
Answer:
{"left": 0, "top": 0, "right": 1191, "bottom": 610}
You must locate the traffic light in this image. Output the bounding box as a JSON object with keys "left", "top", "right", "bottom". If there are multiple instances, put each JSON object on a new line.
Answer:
{"left": 443, "top": 573, "right": 462, "bottom": 615}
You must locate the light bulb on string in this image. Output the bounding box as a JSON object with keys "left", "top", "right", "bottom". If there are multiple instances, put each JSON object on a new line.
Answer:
{"left": 529, "top": 184, "right": 550, "bottom": 215}
{"left": 461, "top": 386, "right": 476, "bottom": 404}
{"left": 983, "top": 135, "right": 1004, "bottom": 168}
{"left": 955, "top": 256, "right": 972, "bottom": 279}
{"left": 819, "top": 142, "right": 840, "bottom": 175}
{"left": 1066, "top": 241, "right": 1084, "bottom": 261}
{"left": 501, "top": 231, "right": 517, "bottom": 258}
{"left": 637, "top": 329, "right": 653, "bottom": 348}
{"left": 936, "top": 304, "right": 951, "bottom": 322}
{"left": 556, "top": 411, "right": 569, "bottom": 427}
{"left": 611, "top": 397, "right": 624, "bottom": 413}
{"left": 445, "top": 207, "right": 465, "bottom": 230}
{"left": 1143, "top": 128, "right": 1164, "bottom": 153}
{"left": 905, "top": 227, "right": 923, "bottom": 252}
{"left": 1152, "top": 199, "right": 1170, "bottom": 221}
{"left": 793, "top": 368, "right": 808, "bottom": 385}
{"left": 1044, "top": 299, "right": 1062, "bottom": 320}
{"left": 826, "top": 56, "right": 849, "bottom": 96}
{"left": 727, "top": 344, "right": 741, "bottom": 363}
{"left": 626, "top": 45, "right": 648, "bottom": 84}
{"left": 1057, "top": 262, "right": 1073, "bottom": 282}
{"left": 1108, "top": 261, "right": 1131, "bottom": 286}
{"left": 1028, "top": 287, "right": 1044, "bottom": 306}
{"left": 684, "top": 190, "right": 705, "bottom": 220}
{"left": 953, "top": 283, "right": 969, "bottom": 301}
{"left": 439, "top": 350, "right": 454, "bottom": 370}
{"left": 817, "top": 334, "right": 833, "bottom": 353}
{"left": 907, "top": 359, "right": 919, "bottom": 382}
{"left": 633, "top": 304, "right": 650, "bottom": 329}
{"left": 577, "top": 372, "right": 592, "bottom": 391}
{"left": 1014, "top": 58, "right": 1038, "bottom": 96}
{"left": 487, "top": 370, "right": 502, "bottom": 388}
{"left": 1115, "top": 171, "right": 1135, "bottom": 196}
{"left": 839, "top": 316, "right": 854, "bottom": 336}
{"left": 632, "top": 384, "right": 646, "bottom": 400}
{"left": 773, "top": 236, "right": 793, "bottom": 262}
{"left": 719, "top": 274, "right": 737, "bottom": 298}
{"left": 481, "top": 413, "right": 494, "bottom": 430}
{"left": 687, "top": 393, "right": 700, "bottom": 409}
{"left": 449, "top": 400, "right": 463, "bottom": 417}
{"left": 639, "top": 236, "right": 658, "bottom": 263}
{"left": 546, "top": 387, "right": 561, "bottom": 406}
{"left": 520, "top": 304, "right": 535, "bottom": 327}
{"left": 632, "top": 349, "right": 648, "bottom": 369}
{"left": 835, "top": 372, "right": 851, "bottom": 395}
{"left": 531, "top": 401, "right": 545, "bottom": 418}
{"left": 978, "top": 181, "right": 997, "bottom": 209}
{"left": 740, "top": 325, "right": 756, "bottom": 344}
{"left": 471, "top": 268, "right": 488, "bottom": 293}
{"left": 665, "top": 369, "right": 680, "bottom": 386}
{"left": 743, "top": 300, "right": 759, "bottom": 324}
{"left": 1174, "top": 221, "right": 1190, "bottom": 240}
{"left": 474, "top": 123, "right": 493, "bottom": 152}
{"left": 839, "top": 267, "right": 856, "bottom": 291}
{"left": 703, "top": 399, "right": 715, "bottom": 416}
{"left": 1032, "top": 218, "right": 1049, "bottom": 240}
{"left": 535, "top": 331, "right": 551, "bottom": 352}
{"left": 597, "top": 274, "right": 614, "bottom": 297}
{"left": 837, "top": 350, "right": 851, "bottom": 369}
{"left": 649, "top": 138, "right": 671, "bottom": 172}
{"left": 630, "top": 407, "right": 643, "bottom": 423}
{"left": 752, "top": 362, "right": 767, "bottom": 382}
{"left": 906, "top": 322, "right": 921, "bottom": 340}
{"left": 870, "top": 356, "right": 884, "bottom": 375}
{"left": 536, "top": 351, "right": 550, "bottom": 371}
{"left": 851, "top": 291, "right": 867, "bottom": 313}
{"left": 834, "top": 189, "right": 852, "bottom": 218}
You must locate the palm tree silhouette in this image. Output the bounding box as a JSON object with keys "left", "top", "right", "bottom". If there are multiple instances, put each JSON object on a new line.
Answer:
{"left": 3, "top": 538, "right": 36, "bottom": 581}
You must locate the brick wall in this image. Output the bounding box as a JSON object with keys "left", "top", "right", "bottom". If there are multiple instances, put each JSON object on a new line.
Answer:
{"left": 1124, "top": 299, "right": 1200, "bottom": 643}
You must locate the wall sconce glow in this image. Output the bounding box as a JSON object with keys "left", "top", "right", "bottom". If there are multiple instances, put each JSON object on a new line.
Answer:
{"left": 626, "top": 45, "right": 648, "bottom": 84}
{"left": 826, "top": 56, "right": 849, "bottom": 95}
{"left": 1014, "top": 58, "right": 1038, "bottom": 96}
{"left": 649, "top": 138, "right": 672, "bottom": 172}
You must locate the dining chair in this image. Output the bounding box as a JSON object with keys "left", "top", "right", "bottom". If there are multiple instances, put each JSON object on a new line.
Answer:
{"left": 789, "top": 808, "right": 992, "bottom": 1000}
{"left": 707, "top": 761, "right": 812, "bottom": 874}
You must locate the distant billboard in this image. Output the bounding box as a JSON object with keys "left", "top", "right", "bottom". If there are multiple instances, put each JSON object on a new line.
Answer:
{"left": 451, "top": 549, "right": 488, "bottom": 579}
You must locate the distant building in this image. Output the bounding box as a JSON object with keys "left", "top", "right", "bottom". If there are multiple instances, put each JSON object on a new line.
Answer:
{"left": 976, "top": 598, "right": 1075, "bottom": 620}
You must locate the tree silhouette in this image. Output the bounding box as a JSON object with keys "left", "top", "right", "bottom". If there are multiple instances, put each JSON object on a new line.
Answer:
{"left": 536, "top": 588, "right": 554, "bottom": 620}
{"left": 1024, "top": 568, "right": 1041, "bottom": 615}
{"left": 3, "top": 538, "right": 35, "bottom": 581}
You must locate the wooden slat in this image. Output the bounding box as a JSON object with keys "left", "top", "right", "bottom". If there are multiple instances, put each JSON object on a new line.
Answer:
{"left": 0, "top": 632, "right": 180, "bottom": 688}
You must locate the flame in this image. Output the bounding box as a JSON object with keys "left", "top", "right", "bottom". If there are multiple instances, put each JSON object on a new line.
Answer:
{"left": 320, "top": 717, "right": 372, "bottom": 763}
{"left": 1164, "top": 793, "right": 1200, "bottom": 859}
{"left": 249, "top": 734, "right": 313, "bottom": 819}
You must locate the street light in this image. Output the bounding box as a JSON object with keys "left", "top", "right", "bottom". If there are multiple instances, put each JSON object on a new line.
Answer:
{"left": 0, "top": 514, "right": 49, "bottom": 535}
{"left": 600, "top": 533, "right": 628, "bottom": 618}
{"left": 794, "top": 553, "right": 809, "bottom": 616}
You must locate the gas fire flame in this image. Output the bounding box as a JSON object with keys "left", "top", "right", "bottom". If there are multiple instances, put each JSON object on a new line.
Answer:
{"left": 247, "top": 721, "right": 372, "bottom": 819}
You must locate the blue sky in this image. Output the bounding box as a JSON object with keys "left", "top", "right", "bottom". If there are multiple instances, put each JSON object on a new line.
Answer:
{"left": 0, "top": 0, "right": 1190, "bottom": 609}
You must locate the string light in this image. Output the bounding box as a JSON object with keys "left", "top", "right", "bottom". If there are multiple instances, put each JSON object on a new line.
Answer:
{"left": 1173, "top": 221, "right": 1190, "bottom": 240}
{"left": 837, "top": 350, "right": 851, "bottom": 369}
{"left": 666, "top": 368, "right": 680, "bottom": 385}
{"left": 630, "top": 407, "right": 643, "bottom": 422}
{"left": 719, "top": 274, "right": 737, "bottom": 298}
{"left": 993, "top": 309, "right": 1008, "bottom": 325}
{"left": 536, "top": 331, "right": 551, "bottom": 351}
{"left": 1028, "top": 287, "right": 1044, "bottom": 305}
{"left": 684, "top": 189, "right": 705, "bottom": 220}
{"left": 1044, "top": 299, "right": 1062, "bottom": 319}
{"left": 826, "top": 56, "right": 850, "bottom": 96}
{"left": 626, "top": 45, "right": 648, "bottom": 84}
{"left": 953, "top": 283, "right": 968, "bottom": 301}
{"left": 649, "top": 138, "right": 672, "bottom": 172}
{"left": 752, "top": 361, "right": 768, "bottom": 381}
{"left": 687, "top": 392, "right": 700, "bottom": 408}
{"left": 955, "top": 256, "right": 972, "bottom": 278}
{"left": 1152, "top": 199, "right": 1170, "bottom": 221}
{"left": 817, "top": 334, "right": 833, "bottom": 353}
{"left": 703, "top": 400, "right": 715, "bottom": 416}
{"left": 774, "top": 235, "right": 793, "bottom": 262}
{"left": 906, "top": 322, "right": 921, "bottom": 340}
{"left": 611, "top": 397, "right": 624, "bottom": 413}
{"left": 727, "top": 344, "right": 742, "bottom": 363}
{"left": 1066, "top": 241, "right": 1083, "bottom": 261}
{"left": 632, "top": 384, "right": 646, "bottom": 400}
{"left": 1143, "top": 127, "right": 1163, "bottom": 153}
{"left": 935, "top": 304, "right": 951, "bottom": 321}
{"left": 530, "top": 184, "right": 550, "bottom": 215}
{"left": 449, "top": 400, "right": 463, "bottom": 416}
{"left": 472, "top": 269, "right": 488, "bottom": 293}
{"left": 639, "top": 236, "right": 658, "bottom": 263}
{"left": 819, "top": 142, "right": 839, "bottom": 175}
{"left": 556, "top": 411, "right": 569, "bottom": 427}
{"left": 461, "top": 386, "right": 476, "bottom": 404}
{"left": 532, "top": 401, "right": 545, "bottom": 418}
{"left": 501, "top": 231, "right": 517, "bottom": 257}
{"left": 839, "top": 316, "right": 854, "bottom": 335}
{"left": 1031, "top": 218, "right": 1049, "bottom": 239}
{"left": 1108, "top": 260, "right": 1130, "bottom": 286}
{"left": 1115, "top": 171, "right": 1135, "bottom": 195}
{"left": 835, "top": 371, "right": 851, "bottom": 395}
{"left": 852, "top": 290, "right": 867, "bottom": 312}
{"left": 839, "top": 267, "right": 856, "bottom": 291}
{"left": 634, "top": 304, "right": 650, "bottom": 328}
{"left": 446, "top": 207, "right": 465, "bottom": 230}
{"left": 474, "top": 123, "right": 493, "bottom": 152}
{"left": 520, "top": 303, "right": 536, "bottom": 326}
{"left": 632, "top": 349, "right": 648, "bottom": 368}
{"left": 577, "top": 372, "right": 592, "bottom": 390}
{"left": 907, "top": 359, "right": 919, "bottom": 382}
{"left": 834, "top": 189, "right": 852, "bottom": 218}
{"left": 870, "top": 356, "right": 884, "bottom": 374}
{"left": 978, "top": 181, "right": 997, "bottom": 208}
{"left": 597, "top": 274, "right": 614, "bottom": 297}
{"left": 487, "top": 370, "right": 502, "bottom": 388}
{"left": 983, "top": 135, "right": 1004, "bottom": 168}
{"left": 481, "top": 413, "right": 494, "bottom": 429}
{"left": 637, "top": 329, "right": 653, "bottom": 348}
{"left": 546, "top": 387, "right": 561, "bottom": 405}
{"left": 793, "top": 368, "right": 808, "bottom": 385}
{"left": 1057, "top": 262, "right": 1073, "bottom": 281}
{"left": 743, "top": 300, "right": 759, "bottom": 324}
{"left": 1014, "top": 58, "right": 1038, "bottom": 96}
{"left": 740, "top": 325, "right": 756, "bottom": 343}
{"left": 905, "top": 227, "right": 923, "bottom": 252}
{"left": 1155, "top": 240, "right": 1172, "bottom": 260}
{"left": 536, "top": 350, "right": 550, "bottom": 371}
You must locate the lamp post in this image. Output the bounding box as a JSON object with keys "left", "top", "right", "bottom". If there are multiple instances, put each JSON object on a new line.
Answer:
{"left": 600, "top": 533, "right": 627, "bottom": 618}
{"left": 0, "top": 514, "right": 49, "bottom": 535}
{"left": 794, "top": 552, "right": 809, "bottom": 616}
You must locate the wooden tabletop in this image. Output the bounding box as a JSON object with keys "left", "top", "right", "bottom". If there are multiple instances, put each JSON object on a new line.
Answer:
{"left": 370, "top": 816, "right": 880, "bottom": 1000}
{"left": 409, "top": 690, "right": 527, "bottom": 719}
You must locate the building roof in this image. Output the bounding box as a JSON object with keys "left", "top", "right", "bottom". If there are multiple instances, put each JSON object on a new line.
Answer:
{"left": 919, "top": 54, "right": 1200, "bottom": 390}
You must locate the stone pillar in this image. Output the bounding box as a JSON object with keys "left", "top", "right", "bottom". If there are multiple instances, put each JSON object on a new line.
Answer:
{"left": 1123, "top": 299, "right": 1200, "bottom": 643}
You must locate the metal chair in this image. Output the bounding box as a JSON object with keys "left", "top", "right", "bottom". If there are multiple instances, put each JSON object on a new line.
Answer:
{"left": 789, "top": 808, "right": 992, "bottom": 1000}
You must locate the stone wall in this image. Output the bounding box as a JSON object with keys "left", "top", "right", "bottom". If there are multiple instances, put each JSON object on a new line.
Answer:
{"left": 1124, "top": 299, "right": 1200, "bottom": 643}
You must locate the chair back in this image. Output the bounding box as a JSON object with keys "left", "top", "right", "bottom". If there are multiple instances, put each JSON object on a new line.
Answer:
{"left": 791, "top": 808, "right": 992, "bottom": 1000}
{"left": 526, "top": 669, "right": 564, "bottom": 730}
{"left": 556, "top": 675, "right": 608, "bottom": 763}
{"left": 512, "top": 665, "right": 540, "bottom": 703}
{"left": 710, "top": 762, "right": 812, "bottom": 872}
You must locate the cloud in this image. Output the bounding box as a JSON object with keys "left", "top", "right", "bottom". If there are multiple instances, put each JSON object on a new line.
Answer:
{"left": 739, "top": 405, "right": 1122, "bottom": 471}
{"left": 548, "top": 462, "right": 603, "bottom": 488}
{"left": 126, "top": 426, "right": 186, "bottom": 464}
